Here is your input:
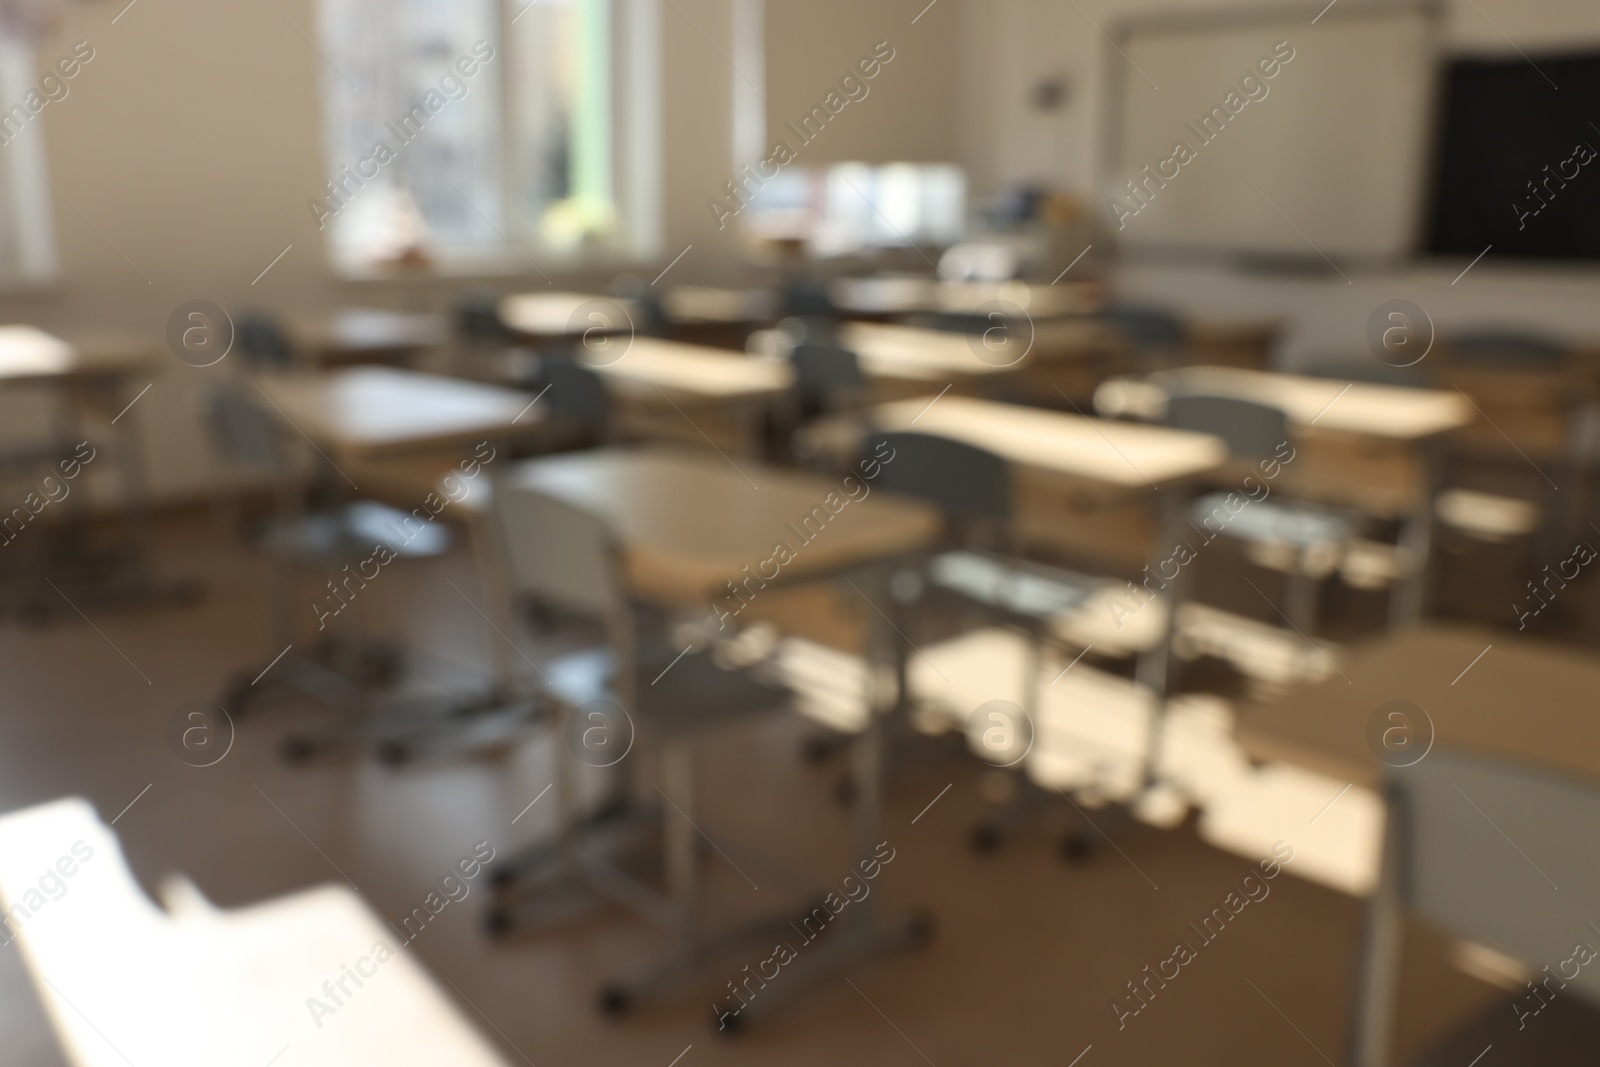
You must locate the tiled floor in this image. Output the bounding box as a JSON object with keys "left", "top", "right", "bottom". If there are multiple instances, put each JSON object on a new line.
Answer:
{"left": 0, "top": 513, "right": 1515, "bottom": 1065}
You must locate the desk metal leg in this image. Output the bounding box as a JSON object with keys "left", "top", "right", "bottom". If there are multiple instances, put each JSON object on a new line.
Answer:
{"left": 1132, "top": 486, "right": 1193, "bottom": 799}
{"left": 1134, "top": 487, "right": 1186, "bottom": 704}
{"left": 19, "top": 375, "right": 199, "bottom": 617}
{"left": 1348, "top": 780, "right": 1405, "bottom": 1067}
{"left": 1390, "top": 440, "right": 1441, "bottom": 629}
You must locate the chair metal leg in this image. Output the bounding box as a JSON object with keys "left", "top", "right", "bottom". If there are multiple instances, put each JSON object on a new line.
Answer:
{"left": 1286, "top": 556, "right": 1321, "bottom": 636}
{"left": 661, "top": 739, "right": 697, "bottom": 918}
{"left": 1390, "top": 440, "right": 1441, "bottom": 628}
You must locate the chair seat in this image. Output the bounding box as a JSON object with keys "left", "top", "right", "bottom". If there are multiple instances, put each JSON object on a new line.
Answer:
{"left": 1190, "top": 492, "right": 1351, "bottom": 549}
{"left": 259, "top": 502, "right": 452, "bottom": 562}
{"left": 545, "top": 644, "right": 790, "bottom": 738}
{"left": 927, "top": 550, "right": 1101, "bottom": 623}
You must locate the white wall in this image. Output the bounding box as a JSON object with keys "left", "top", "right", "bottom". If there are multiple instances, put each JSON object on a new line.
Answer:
{"left": 951, "top": 0, "right": 1600, "bottom": 360}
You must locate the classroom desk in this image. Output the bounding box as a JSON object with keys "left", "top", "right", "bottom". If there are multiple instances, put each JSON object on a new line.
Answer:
{"left": 829, "top": 276, "right": 1106, "bottom": 319}
{"left": 1097, "top": 365, "right": 1477, "bottom": 623}
{"left": 1096, "top": 365, "right": 1473, "bottom": 442}
{"left": 581, "top": 338, "right": 794, "bottom": 455}
{"left": 1235, "top": 625, "right": 1600, "bottom": 791}
{"left": 0, "top": 327, "right": 154, "bottom": 383}
{"left": 0, "top": 328, "right": 181, "bottom": 615}
{"left": 593, "top": 338, "right": 793, "bottom": 402}
{"left": 869, "top": 393, "right": 1227, "bottom": 494}
{"left": 844, "top": 321, "right": 1120, "bottom": 396}
{"left": 498, "top": 290, "right": 638, "bottom": 341}
{"left": 661, "top": 286, "right": 778, "bottom": 350}
{"left": 503, "top": 445, "right": 936, "bottom": 605}
{"left": 0, "top": 797, "right": 510, "bottom": 1067}
{"left": 839, "top": 321, "right": 1021, "bottom": 384}
{"left": 501, "top": 446, "right": 940, "bottom": 1021}
{"left": 661, "top": 285, "right": 778, "bottom": 326}
{"left": 840, "top": 319, "right": 1123, "bottom": 380}
{"left": 810, "top": 392, "right": 1215, "bottom": 576}
{"left": 254, "top": 366, "right": 541, "bottom": 462}
{"left": 294, "top": 309, "right": 446, "bottom": 366}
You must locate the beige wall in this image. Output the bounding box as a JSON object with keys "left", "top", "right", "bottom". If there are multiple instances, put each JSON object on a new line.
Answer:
{"left": 763, "top": 0, "right": 960, "bottom": 166}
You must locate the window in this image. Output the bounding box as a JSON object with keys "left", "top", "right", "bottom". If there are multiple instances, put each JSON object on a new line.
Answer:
{"left": 0, "top": 32, "right": 58, "bottom": 285}
{"left": 317, "top": 0, "right": 658, "bottom": 274}
{"left": 742, "top": 163, "right": 966, "bottom": 258}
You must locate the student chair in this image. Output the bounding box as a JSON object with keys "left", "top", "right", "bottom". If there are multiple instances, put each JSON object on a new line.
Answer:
{"left": 0, "top": 796, "right": 510, "bottom": 1066}
{"left": 206, "top": 384, "right": 449, "bottom": 760}
{"left": 456, "top": 295, "right": 512, "bottom": 346}
{"left": 1163, "top": 394, "right": 1353, "bottom": 634}
{"left": 904, "top": 310, "right": 1011, "bottom": 336}
{"left": 1351, "top": 748, "right": 1600, "bottom": 1067}
{"left": 233, "top": 315, "right": 296, "bottom": 372}
{"left": 480, "top": 476, "right": 797, "bottom": 1013}
{"left": 451, "top": 295, "right": 516, "bottom": 379}
{"left": 775, "top": 326, "right": 860, "bottom": 461}
{"left": 1100, "top": 304, "right": 1187, "bottom": 373}
{"left": 540, "top": 358, "right": 614, "bottom": 442}
{"left": 790, "top": 342, "right": 866, "bottom": 411}
{"left": 1450, "top": 329, "right": 1568, "bottom": 370}
{"left": 781, "top": 278, "right": 839, "bottom": 320}
{"left": 865, "top": 430, "right": 1166, "bottom": 852}
{"left": 609, "top": 276, "right": 670, "bottom": 338}
{"left": 777, "top": 314, "right": 840, "bottom": 348}
{"left": 1302, "top": 358, "right": 1544, "bottom": 597}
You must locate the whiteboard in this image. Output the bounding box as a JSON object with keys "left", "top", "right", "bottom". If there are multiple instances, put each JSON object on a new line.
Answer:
{"left": 1106, "top": 4, "right": 1439, "bottom": 261}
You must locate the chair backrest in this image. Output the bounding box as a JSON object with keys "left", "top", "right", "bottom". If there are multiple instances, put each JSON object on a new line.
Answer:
{"left": 782, "top": 279, "right": 838, "bottom": 319}
{"left": 541, "top": 358, "right": 612, "bottom": 430}
{"left": 1164, "top": 393, "right": 1289, "bottom": 463}
{"left": 789, "top": 343, "right": 864, "bottom": 407}
{"left": 489, "top": 474, "right": 624, "bottom": 621}
{"left": 1450, "top": 329, "right": 1568, "bottom": 371}
{"left": 234, "top": 316, "right": 295, "bottom": 372}
{"left": 612, "top": 285, "right": 668, "bottom": 337}
{"left": 904, "top": 311, "right": 999, "bottom": 336}
{"left": 206, "top": 384, "right": 287, "bottom": 472}
{"left": 1101, "top": 305, "right": 1186, "bottom": 350}
{"left": 866, "top": 431, "right": 1011, "bottom": 527}
{"left": 455, "top": 296, "right": 510, "bottom": 344}
{"left": 1394, "top": 747, "right": 1600, "bottom": 1005}
{"left": 777, "top": 315, "right": 837, "bottom": 348}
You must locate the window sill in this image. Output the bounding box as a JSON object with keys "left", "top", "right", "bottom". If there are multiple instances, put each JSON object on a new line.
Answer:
{"left": 328, "top": 245, "right": 656, "bottom": 285}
